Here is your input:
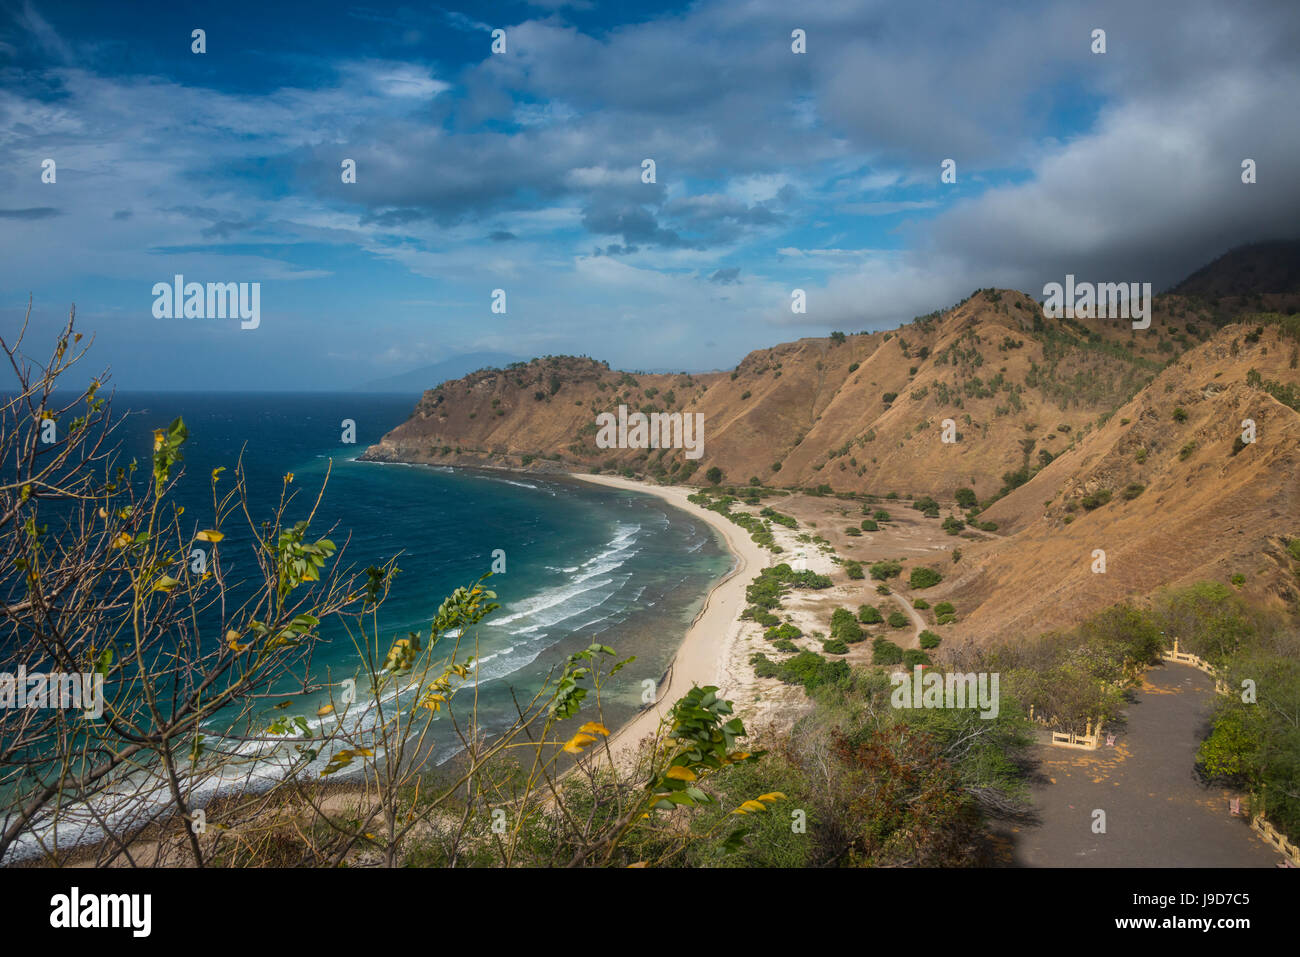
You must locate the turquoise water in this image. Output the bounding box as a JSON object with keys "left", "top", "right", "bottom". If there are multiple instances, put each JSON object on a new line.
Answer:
{"left": 110, "top": 392, "right": 731, "bottom": 759}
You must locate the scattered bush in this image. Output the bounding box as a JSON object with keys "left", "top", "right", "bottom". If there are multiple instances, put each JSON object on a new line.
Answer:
{"left": 765, "top": 623, "right": 803, "bottom": 642}
{"left": 919, "top": 630, "right": 942, "bottom": 650}
{"left": 750, "top": 650, "right": 848, "bottom": 693}
{"left": 858, "top": 604, "right": 883, "bottom": 624}
{"left": 870, "top": 560, "right": 903, "bottom": 581}
{"left": 1080, "top": 489, "right": 1112, "bottom": 510}
{"left": 871, "top": 637, "right": 904, "bottom": 665}
{"left": 909, "top": 567, "right": 943, "bottom": 589}
{"left": 830, "top": 607, "right": 864, "bottom": 643}
{"left": 887, "top": 611, "right": 909, "bottom": 628}
{"left": 844, "top": 561, "right": 865, "bottom": 580}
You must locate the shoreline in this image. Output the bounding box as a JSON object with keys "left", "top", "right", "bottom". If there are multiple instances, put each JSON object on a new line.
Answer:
{"left": 565, "top": 473, "right": 770, "bottom": 764}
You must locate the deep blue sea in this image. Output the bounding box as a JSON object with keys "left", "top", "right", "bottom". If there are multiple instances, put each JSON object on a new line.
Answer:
{"left": 108, "top": 392, "right": 730, "bottom": 761}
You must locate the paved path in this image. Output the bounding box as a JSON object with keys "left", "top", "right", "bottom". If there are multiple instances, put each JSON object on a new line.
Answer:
{"left": 1004, "top": 662, "right": 1284, "bottom": 867}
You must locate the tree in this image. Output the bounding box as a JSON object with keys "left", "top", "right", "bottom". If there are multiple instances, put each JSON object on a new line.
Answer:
{"left": 705, "top": 466, "right": 724, "bottom": 486}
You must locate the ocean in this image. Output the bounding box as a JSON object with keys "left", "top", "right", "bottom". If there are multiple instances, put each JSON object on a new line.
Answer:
{"left": 5, "top": 392, "right": 731, "bottom": 857}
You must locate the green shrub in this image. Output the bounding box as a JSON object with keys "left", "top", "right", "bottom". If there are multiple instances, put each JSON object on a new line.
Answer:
{"left": 765, "top": 623, "right": 803, "bottom": 642}
{"left": 955, "top": 487, "right": 978, "bottom": 508}
{"left": 1122, "top": 483, "right": 1146, "bottom": 500}
{"left": 887, "top": 611, "right": 908, "bottom": 628}
{"left": 871, "top": 637, "right": 904, "bottom": 665}
{"left": 844, "top": 526, "right": 862, "bottom": 536}
{"left": 909, "top": 567, "right": 943, "bottom": 589}
{"left": 918, "top": 630, "right": 942, "bottom": 649}
{"left": 830, "top": 607, "right": 864, "bottom": 643}
{"left": 750, "top": 650, "right": 848, "bottom": 693}
{"left": 844, "top": 561, "right": 864, "bottom": 580}
{"left": 822, "top": 638, "right": 849, "bottom": 655}
{"left": 861, "top": 518, "right": 879, "bottom": 531}
{"left": 876, "top": 583, "right": 891, "bottom": 596}
{"left": 941, "top": 516, "right": 965, "bottom": 535}
{"left": 858, "top": 604, "right": 883, "bottom": 624}
{"left": 873, "top": 509, "right": 891, "bottom": 521}
{"left": 912, "top": 598, "right": 930, "bottom": 610}
{"left": 902, "top": 649, "right": 932, "bottom": 667}
{"left": 772, "top": 639, "right": 798, "bottom": 653}
{"left": 760, "top": 507, "right": 797, "bottom": 528}
{"left": 1080, "top": 489, "right": 1112, "bottom": 510}
{"left": 870, "top": 560, "right": 903, "bottom": 580}
{"left": 1172, "top": 407, "right": 1188, "bottom": 422}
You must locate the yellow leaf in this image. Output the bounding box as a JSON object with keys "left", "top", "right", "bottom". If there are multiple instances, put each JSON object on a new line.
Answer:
{"left": 627, "top": 862, "right": 648, "bottom": 868}
{"left": 151, "top": 574, "right": 181, "bottom": 593}
{"left": 562, "top": 731, "right": 599, "bottom": 754}
{"left": 111, "top": 532, "right": 132, "bottom": 548}
{"left": 226, "top": 630, "right": 248, "bottom": 652}
{"left": 316, "top": 703, "right": 335, "bottom": 717}
{"left": 152, "top": 429, "right": 164, "bottom": 451}
{"left": 665, "top": 765, "right": 697, "bottom": 782}
{"left": 734, "top": 800, "right": 767, "bottom": 814}
{"left": 284, "top": 472, "right": 294, "bottom": 484}
{"left": 195, "top": 529, "right": 224, "bottom": 543}
{"left": 757, "top": 792, "right": 787, "bottom": 803}
{"left": 98, "top": 507, "right": 108, "bottom": 519}
{"left": 578, "top": 721, "right": 610, "bottom": 737}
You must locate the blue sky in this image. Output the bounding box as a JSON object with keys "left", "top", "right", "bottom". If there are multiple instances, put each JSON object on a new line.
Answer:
{"left": 1, "top": 0, "right": 1297, "bottom": 390}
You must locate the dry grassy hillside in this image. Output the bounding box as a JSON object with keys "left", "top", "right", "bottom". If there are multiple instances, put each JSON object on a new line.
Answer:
{"left": 938, "top": 319, "right": 1300, "bottom": 642}
{"left": 362, "top": 243, "right": 1300, "bottom": 643}
{"left": 363, "top": 287, "right": 1233, "bottom": 499}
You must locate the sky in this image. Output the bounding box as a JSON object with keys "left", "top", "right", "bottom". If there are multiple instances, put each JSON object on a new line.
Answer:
{"left": 1, "top": 0, "right": 1298, "bottom": 390}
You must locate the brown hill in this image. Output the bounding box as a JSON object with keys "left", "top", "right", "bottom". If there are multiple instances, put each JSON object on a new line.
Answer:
{"left": 934, "top": 318, "right": 1300, "bottom": 642}
{"left": 363, "top": 287, "right": 1231, "bottom": 500}
{"left": 362, "top": 245, "right": 1300, "bottom": 641}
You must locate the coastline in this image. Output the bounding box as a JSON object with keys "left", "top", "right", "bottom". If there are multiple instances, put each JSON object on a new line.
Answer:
{"left": 566, "top": 473, "right": 771, "bottom": 765}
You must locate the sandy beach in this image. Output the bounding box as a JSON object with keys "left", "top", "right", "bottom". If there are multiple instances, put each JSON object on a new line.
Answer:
{"left": 567, "top": 474, "right": 772, "bottom": 764}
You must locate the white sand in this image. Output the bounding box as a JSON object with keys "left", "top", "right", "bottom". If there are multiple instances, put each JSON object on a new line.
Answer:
{"left": 566, "top": 474, "right": 773, "bottom": 764}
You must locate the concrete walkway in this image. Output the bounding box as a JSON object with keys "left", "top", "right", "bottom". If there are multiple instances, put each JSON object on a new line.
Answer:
{"left": 1005, "top": 662, "right": 1284, "bottom": 867}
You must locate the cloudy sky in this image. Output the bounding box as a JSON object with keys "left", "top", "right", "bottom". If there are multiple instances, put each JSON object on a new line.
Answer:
{"left": 1, "top": 0, "right": 1297, "bottom": 390}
